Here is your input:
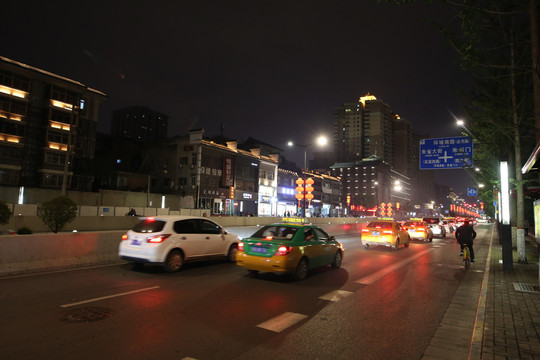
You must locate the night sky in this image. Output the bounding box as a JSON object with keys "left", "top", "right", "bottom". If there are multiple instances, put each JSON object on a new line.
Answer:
{"left": 2, "top": 0, "right": 475, "bottom": 192}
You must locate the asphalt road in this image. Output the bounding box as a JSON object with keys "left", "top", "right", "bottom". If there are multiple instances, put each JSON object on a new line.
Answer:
{"left": 0, "top": 224, "right": 492, "bottom": 360}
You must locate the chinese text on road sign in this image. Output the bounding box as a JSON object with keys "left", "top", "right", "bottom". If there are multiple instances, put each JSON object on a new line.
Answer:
{"left": 419, "top": 136, "right": 473, "bottom": 170}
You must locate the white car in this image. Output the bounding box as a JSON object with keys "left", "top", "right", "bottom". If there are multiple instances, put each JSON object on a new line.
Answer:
{"left": 119, "top": 215, "right": 240, "bottom": 272}
{"left": 422, "top": 217, "right": 446, "bottom": 238}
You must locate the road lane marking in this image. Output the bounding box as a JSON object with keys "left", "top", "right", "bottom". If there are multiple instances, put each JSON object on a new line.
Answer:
{"left": 257, "top": 312, "right": 308, "bottom": 333}
{"left": 60, "top": 286, "right": 160, "bottom": 308}
{"left": 355, "top": 248, "right": 434, "bottom": 285}
{"left": 319, "top": 290, "right": 353, "bottom": 302}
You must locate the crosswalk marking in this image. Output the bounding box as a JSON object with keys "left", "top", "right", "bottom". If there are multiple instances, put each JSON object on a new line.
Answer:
{"left": 257, "top": 312, "right": 308, "bottom": 333}
{"left": 319, "top": 290, "right": 353, "bottom": 302}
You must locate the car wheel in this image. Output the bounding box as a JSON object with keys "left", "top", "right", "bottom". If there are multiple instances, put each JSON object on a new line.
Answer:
{"left": 227, "top": 244, "right": 238, "bottom": 262}
{"left": 248, "top": 270, "right": 259, "bottom": 276}
{"left": 163, "top": 250, "right": 183, "bottom": 273}
{"left": 363, "top": 244, "right": 370, "bottom": 249}
{"left": 293, "top": 259, "right": 309, "bottom": 281}
{"left": 132, "top": 262, "right": 144, "bottom": 271}
{"left": 331, "top": 251, "right": 342, "bottom": 269}
{"left": 394, "top": 238, "right": 400, "bottom": 250}
{"left": 404, "top": 236, "right": 410, "bottom": 248}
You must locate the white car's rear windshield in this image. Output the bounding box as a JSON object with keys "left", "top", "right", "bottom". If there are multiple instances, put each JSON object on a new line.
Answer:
{"left": 132, "top": 219, "right": 166, "bottom": 233}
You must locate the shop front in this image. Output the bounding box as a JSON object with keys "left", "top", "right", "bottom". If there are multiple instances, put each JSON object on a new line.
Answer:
{"left": 199, "top": 186, "right": 229, "bottom": 215}
{"left": 258, "top": 185, "right": 277, "bottom": 216}
{"left": 234, "top": 190, "right": 258, "bottom": 216}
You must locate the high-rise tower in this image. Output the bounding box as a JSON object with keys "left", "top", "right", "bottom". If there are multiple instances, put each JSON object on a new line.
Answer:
{"left": 333, "top": 94, "right": 394, "bottom": 166}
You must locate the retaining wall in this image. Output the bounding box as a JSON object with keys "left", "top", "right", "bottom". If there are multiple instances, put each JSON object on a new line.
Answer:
{"left": 0, "top": 217, "right": 372, "bottom": 276}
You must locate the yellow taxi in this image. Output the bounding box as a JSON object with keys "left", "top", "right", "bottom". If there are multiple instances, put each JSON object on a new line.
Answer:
{"left": 361, "top": 219, "right": 411, "bottom": 249}
{"left": 236, "top": 223, "right": 344, "bottom": 281}
{"left": 403, "top": 220, "right": 433, "bottom": 242}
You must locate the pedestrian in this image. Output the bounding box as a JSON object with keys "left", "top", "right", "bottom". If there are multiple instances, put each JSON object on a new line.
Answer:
{"left": 455, "top": 220, "right": 477, "bottom": 262}
{"left": 126, "top": 207, "right": 137, "bottom": 216}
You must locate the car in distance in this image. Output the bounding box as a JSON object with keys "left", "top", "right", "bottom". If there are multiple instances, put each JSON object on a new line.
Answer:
{"left": 119, "top": 215, "right": 240, "bottom": 272}
{"left": 403, "top": 220, "right": 433, "bottom": 242}
{"left": 236, "top": 223, "right": 344, "bottom": 281}
{"left": 422, "top": 217, "right": 446, "bottom": 238}
{"left": 361, "top": 220, "right": 411, "bottom": 249}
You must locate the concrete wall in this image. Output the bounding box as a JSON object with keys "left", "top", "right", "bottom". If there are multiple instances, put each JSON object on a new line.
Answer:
{"left": 0, "top": 218, "right": 372, "bottom": 276}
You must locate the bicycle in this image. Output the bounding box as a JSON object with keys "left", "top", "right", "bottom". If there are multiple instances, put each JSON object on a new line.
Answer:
{"left": 462, "top": 243, "right": 471, "bottom": 269}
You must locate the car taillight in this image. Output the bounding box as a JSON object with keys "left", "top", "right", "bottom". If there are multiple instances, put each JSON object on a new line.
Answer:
{"left": 265, "top": 236, "right": 274, "bottom": 240}
{"left": 417, "top": 227, "right": 425, "bottom": 232}
{"left": 121, "top": 234, "right": 128, "bottom": 240}
{"left": 383, "top": 230, "right": 394, "bottom": 235}
{"left": 362, "top": 228, "right": 370, "bottom": 233}
{"left": 276, "top": 246, "right": 291, "bottom": 256}
{"left": 238, "top": 242, "right": 244, "bottom": 251}
{"left": 147, "top": 234, "right": 171, "bottom": 243}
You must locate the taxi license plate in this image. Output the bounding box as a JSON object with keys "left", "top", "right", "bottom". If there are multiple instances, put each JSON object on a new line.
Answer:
{"left": 131, "top": 239, "right": 142, "bottom": 245}
{"left": 371, "top": 231, "right": 380, "bottom": 236}
{"left": 251, "top": 246, "right": 267, "bottom": 254}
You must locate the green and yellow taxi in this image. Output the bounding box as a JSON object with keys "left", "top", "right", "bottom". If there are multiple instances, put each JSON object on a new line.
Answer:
{"left": 236, "top": 223, "right": 344, "bottom": 281}
{"left": 361, "top": 219, "right": 411, "bottom": 249}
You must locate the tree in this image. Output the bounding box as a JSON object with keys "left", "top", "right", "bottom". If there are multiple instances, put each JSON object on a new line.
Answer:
{"left": 0, "top": 200, "right": 12, "bottom": 225}
{"left": 38, "top": 197, "right": 78, "bottom": 233}
{"left": 384, "top": 0, "right": 536, "bottom": 262}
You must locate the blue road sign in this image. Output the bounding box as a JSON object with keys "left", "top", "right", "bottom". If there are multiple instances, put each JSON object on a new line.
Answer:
{"left": 419, "top": 136, "right": 473, "bottom": 169}
{"left": 468, "top": 187, "right": 478, "bottom": 197}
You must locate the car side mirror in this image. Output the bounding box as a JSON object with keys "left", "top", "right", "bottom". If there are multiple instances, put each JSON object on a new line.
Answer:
{"left": 329, "top": 235, "right": 336, "bottom": 241}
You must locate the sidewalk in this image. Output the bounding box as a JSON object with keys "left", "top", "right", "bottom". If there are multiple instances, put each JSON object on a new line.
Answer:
{"left": 481, "top": 231, "right": 540, "bottom": 359}
{"left": 423, "top": 225, "right": 540, "bottom": 360}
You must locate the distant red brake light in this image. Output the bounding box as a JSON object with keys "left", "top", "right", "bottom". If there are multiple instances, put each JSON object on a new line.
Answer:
{"left": 147, "top": 234, "right": 171, "bottom": 243}
{"left": 121, "top": 234, "right": 128, "bottom": 240}
{"left": 238, "top": 242, "right": 244, "bottom": 251}
{"left": 276, "top": 246, "right": 291, "bottom": 256}
{"left": 265, "top": 236, "right": 274, "bottom": 240}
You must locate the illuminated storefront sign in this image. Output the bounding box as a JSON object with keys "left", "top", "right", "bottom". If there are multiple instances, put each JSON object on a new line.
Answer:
{"left": 222, "top": 157, "right": 234, "bottom": 187}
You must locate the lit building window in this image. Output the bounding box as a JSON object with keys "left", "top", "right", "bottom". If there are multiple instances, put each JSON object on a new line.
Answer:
{"left": 0, "top": 85, "right": 28, "bottom": 99}
{"left": 51, "top": 100, "right": 73, "bottom": 111}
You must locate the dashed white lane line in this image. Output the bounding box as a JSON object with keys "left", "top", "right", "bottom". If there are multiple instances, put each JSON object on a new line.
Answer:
{"left": 355, "top": 248, "right": 434, "bottom": 285}
{"left": 60, "top": 286, "right": 160, "bottom": 308}
{"left": 319, "top": 290, "right": 353, "bottom": 302}
{"left": 257, "top": 312, "right": 308, "bottom": 333}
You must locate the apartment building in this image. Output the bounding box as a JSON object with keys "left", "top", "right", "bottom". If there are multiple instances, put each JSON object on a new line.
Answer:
{"left": 0, "top": 56, "right": 106, "bottom": 190}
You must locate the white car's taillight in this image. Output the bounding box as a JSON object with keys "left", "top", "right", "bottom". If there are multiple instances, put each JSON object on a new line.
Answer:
{"left": 147, "top": 234, "right": 171, "bottom": 243}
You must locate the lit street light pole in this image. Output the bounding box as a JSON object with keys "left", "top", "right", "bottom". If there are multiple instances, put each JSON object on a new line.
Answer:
{"left": 288, "top": 136, "right": 327, "bottom": 217}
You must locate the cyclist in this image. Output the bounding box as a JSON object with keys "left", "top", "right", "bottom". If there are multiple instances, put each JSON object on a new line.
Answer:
{"left": 455, "top": 220, "right": 476, "bottom": 262}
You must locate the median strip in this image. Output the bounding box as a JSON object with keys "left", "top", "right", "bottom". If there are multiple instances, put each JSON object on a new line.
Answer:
{"left": 60, "top": 286, "right": 160, "bottom": 308}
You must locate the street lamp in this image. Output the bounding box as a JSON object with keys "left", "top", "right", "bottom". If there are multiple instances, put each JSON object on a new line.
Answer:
{"left": 456, "top": 118, "right": 477, "bottom": 141}
{"left": 288, "top": 136, "right": 327, "bottom": 217}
